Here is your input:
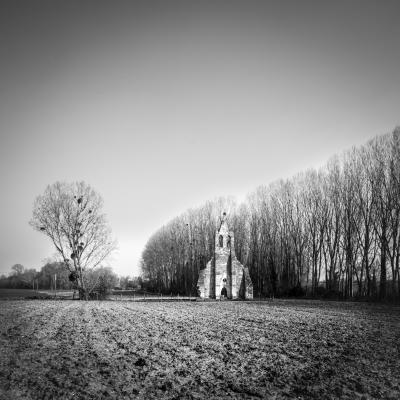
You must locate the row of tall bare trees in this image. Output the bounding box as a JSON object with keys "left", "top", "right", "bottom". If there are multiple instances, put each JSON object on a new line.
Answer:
{"left": 141, "top": 128, "right": 400, "bottom": 300}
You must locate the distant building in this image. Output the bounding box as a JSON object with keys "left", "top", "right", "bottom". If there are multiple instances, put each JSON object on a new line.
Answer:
{"left": 197, "top": 213, "right": 253, "bottom": 299}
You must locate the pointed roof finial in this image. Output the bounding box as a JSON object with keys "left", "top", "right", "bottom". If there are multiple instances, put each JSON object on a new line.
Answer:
{"left": 219, "top": 212, "right": 227, "bottom": 231}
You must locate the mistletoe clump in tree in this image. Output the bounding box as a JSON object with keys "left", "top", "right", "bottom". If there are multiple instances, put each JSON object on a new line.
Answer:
{"left": 30, "top": 181, "right": 117, "bottom": 300}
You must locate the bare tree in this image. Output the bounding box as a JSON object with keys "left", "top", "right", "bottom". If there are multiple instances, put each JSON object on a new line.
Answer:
{"left": 321, "top": 159, "right": 342, "bottom": 294}
{"left": 30, "top": 181, "right": 117, "bottom": 300}
{"left": 387, "top": 129, "right": 400, "bottom": 298}
{"left": 11, "top": 264, "right": 25, "bottom": 275}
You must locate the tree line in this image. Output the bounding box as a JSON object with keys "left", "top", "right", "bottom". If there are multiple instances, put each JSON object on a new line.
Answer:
{"left": 141, "top": 128, "right": 400, "bottom": 300}
{"left": 0, "top": 262, "right": 126, "bottom": 296}
{"left": 0, "top": 262, "right": 74, "bottom": 290}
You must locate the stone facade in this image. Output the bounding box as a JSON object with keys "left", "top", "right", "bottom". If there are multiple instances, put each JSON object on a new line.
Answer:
{"left": 197, "top": 213, "right": 253, "bottom": 300}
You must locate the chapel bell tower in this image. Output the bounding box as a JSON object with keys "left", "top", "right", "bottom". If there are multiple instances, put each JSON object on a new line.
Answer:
{"left": 197, "top": 212, "right": 253, "bottom": 300}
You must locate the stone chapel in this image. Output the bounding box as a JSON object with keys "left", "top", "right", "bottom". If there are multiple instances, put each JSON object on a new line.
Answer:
{"left": 197, "top": 213, "right": 253, "bottom": 300}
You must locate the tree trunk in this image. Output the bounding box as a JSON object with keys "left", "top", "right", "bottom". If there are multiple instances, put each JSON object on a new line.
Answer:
{"left": 380, "top": 224, "right": 387, "bottom": 300}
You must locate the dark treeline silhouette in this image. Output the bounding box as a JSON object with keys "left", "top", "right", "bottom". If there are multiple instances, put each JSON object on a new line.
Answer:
{"left": 0, "top": 262, "right": 72, "bottom": 290}
{"left": 0, "top": 262, "right": 120, "bottom": 296}
{"left": 141, "top": 128, "right": 400, "bottom": 301}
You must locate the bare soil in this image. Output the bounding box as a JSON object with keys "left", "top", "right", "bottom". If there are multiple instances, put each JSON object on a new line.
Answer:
{"left": 0, "top": 299, "right": 399, "bottom": 399}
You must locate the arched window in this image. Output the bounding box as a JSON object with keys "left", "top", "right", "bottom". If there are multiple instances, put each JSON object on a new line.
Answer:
{"left": 219, "top": 235, "right": 223, "bottom": 247}
{"left": 227, "top": 235, "right": 231, "bottom": 248}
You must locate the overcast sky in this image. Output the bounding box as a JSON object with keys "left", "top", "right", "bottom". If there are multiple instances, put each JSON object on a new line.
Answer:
{"left": 0, "top": 0, "right": 399, "bottom": 277}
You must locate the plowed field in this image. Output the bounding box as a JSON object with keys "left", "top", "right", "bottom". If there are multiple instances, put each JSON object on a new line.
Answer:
{"left": 0, "top": 300, "right": 399, "bottom": 399}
